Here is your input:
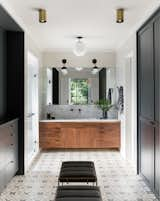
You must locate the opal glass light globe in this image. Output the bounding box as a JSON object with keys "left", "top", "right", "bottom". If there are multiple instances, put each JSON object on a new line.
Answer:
{"left": 73, "top": 39, "right": 86, "bottom": 56}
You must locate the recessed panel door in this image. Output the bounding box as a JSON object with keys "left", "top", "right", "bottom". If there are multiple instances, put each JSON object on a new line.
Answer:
{"left": 138, "top": 23, "right": 155, "bottom": 190}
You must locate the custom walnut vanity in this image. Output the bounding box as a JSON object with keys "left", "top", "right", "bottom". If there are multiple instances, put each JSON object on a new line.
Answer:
{"left": 39, "top": 119, "right": 120, "bottom": 149}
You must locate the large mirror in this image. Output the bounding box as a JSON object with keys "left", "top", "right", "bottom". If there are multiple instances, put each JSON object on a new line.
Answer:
{"left": 46, "top": 67, "right": 116, "bottom": 105}
{"left": 44, "top": 66, "right": 118, "bottom": 119}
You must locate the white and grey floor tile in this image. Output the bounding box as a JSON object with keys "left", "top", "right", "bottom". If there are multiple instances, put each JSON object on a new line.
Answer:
{"left": 0, "top": 150, "right": 158, "bottom": 201}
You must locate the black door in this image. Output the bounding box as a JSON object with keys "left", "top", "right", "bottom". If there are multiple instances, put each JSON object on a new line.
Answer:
{"left": 154, "top": 15, "right": 160, "bottom": 196}
{"left": 138, "top": 23, "right": 155, "bottom": 190}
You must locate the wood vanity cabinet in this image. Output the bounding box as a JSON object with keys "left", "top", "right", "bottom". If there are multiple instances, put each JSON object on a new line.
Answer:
{"left": 39, "top": 121, "right": 120, "bottom": 149}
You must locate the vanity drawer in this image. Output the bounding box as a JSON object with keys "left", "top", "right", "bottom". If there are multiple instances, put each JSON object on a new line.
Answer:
{"left": 40, "top": 137, "right": 63, "bottom": 148}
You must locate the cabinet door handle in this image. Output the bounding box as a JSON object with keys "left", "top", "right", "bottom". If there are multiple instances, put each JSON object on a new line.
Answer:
{"left": 150, "top": 121, "right": 156, "bottom": 126}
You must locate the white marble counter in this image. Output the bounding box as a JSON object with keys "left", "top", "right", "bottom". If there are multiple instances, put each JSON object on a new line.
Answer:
{"left": 40, "top": 119, "right": 120, "bottom": 123}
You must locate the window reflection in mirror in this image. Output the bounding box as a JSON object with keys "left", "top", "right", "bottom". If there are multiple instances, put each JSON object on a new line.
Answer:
{"left": 69, "top": 79, "right": 89, "bottom": 105}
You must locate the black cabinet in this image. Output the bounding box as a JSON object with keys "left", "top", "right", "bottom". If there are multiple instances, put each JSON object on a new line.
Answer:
{"left": 137, "top": 8, "right": 160, "bottom": 199}
{"left": 138, "top": 23, "right": 155, "bottom": 190}
{"left": 0, "top": 119, "right": 18, "bottom": 193}
{"left": 0, "top": 5, "right": 25, "bottom": 175}
{"left": 154, "top": 15, "right": 160, "bottom": 198}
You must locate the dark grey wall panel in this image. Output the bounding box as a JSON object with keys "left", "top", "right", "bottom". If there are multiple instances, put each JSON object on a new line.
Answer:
{"left": 0, "top": 5, "right": 22, "bottom": 31}
{"left": 0, "top": 27, "right": 7, "bottom": 121}
{"left": 99, "top": 68, "right": 106, "bottom": 100}
{"left": 6, "top": 31, "right": 24, "bottom": 175}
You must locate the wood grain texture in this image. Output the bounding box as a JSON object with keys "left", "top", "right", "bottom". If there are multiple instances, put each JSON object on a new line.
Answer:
{"left": 39, "top": 122, "right": 120, "bottom": 149}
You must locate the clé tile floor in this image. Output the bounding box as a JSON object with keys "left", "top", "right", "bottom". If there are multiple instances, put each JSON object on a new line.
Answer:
{"left": 0, "top": 150, "right": 158, "bottom": 201}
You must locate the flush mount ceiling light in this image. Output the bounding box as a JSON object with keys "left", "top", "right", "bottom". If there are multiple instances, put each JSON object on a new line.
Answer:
{"left": 116, "top": 8, "right": 124, "bottom": 23}
{"left": 61, "top": 59, "right": 68, "bottom": 75}
{"left": 39, "top": 9, "right": 47, "bottom": 23}
{"left": 73, "top": 36, "right": 86, "bottom": 56}
{"left": 92, "top": 59, "right": 99, "bottom": 74}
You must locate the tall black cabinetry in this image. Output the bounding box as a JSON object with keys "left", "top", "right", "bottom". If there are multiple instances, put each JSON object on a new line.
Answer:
{"left": 137, "top": 8, "right": 160, "bottom": 199}
{"left": 0, "top": 4, "right": 25, "bottom": 194}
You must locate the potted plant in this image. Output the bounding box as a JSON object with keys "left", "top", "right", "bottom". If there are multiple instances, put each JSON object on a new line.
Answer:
{"left": 95, "top": 99, "right": 112, "bottom": 119}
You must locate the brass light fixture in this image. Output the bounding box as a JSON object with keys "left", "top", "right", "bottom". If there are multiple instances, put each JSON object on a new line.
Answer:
{"left": 39, "top": 9, "right": 47, "bottom": 23}
{"left": 116, "top": 8, "right": 124, "bottom": 23}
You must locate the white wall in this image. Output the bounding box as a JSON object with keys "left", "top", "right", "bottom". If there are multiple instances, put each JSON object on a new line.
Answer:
{"left": 24, "top": 34, "right": 42, "bottom": 171}
{"left": 106, "top": 68, "right": 116, "bottom": 105}
{"left": 116, "top": 3, "right": 160, "bottom": 166}
{"left": 43, "top": 51, "right": 116, "bottom": 68}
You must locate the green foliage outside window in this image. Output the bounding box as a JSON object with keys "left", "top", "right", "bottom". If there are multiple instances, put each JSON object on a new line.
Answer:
{"left": 70, "top": 79, "right": 88, "bottom": 104}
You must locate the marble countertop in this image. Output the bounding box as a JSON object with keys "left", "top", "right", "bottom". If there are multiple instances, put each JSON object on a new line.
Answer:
{"left": 40, "top": 119, "right": 120, "bottom": 123}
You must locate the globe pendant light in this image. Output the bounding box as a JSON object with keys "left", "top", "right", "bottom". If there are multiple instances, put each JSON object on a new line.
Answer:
{"left": 73, "top": 36, "right": 86, "bottom": 56}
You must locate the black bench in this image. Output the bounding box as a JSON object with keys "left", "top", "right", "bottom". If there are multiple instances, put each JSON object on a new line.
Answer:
{"left": 55, "top": 185, "right": 102, "bottom": 201}
{"left": 58, "top": 161, "right": 97, "bottom": 185}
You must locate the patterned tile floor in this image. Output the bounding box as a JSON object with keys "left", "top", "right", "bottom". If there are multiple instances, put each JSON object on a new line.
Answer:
{"left": 0, "top": 150, "right": 158, "bottom": 201}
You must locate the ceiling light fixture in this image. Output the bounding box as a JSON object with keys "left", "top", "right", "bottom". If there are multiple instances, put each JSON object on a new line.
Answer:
{"left": 61, "top": 59, "right": 68, "bottom": 75}
{"left": 116, "top": 8, "right": 124, "bottom": 23}
{"left": 75, "top": 67, "right": 83, "bottom": 71}
{"left": 39, "top": 9, "right": 47, "bottom": 23}
{"left": 92, "top": 59, "right": 99, "bottom": 74}
{"left": 73, "top": 36, "right": 86, "bottom": 56}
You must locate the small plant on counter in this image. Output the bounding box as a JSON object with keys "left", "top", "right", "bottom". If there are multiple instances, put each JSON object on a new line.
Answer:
{"left": 95, "top": 99, "right": 112, "bottom": 119}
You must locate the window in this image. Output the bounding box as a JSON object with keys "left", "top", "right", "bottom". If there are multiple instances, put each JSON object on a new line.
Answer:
{"left": 69, "top": 79, "right": 88, "bottom": 104}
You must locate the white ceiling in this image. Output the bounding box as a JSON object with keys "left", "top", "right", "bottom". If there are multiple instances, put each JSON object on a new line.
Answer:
{"left": 6, "top": 0, "right": 160, "bottom": 51}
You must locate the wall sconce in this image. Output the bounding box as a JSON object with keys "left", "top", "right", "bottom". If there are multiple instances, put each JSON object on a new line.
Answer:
{"left": 92, "top": 59, "right": 99, "bottom": 74}
{"left": 39, "top": 9, "right": 47, "bottom": 23}
{"left": 116, "top": 8, "right": 124, "bottom": 23}
{"left": 61, "top": 59, "right": 68, "bottom": 75}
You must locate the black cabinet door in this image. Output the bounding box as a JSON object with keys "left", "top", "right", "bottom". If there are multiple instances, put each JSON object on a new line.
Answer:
{"left": 138, "top": 23, "right": 155, "bottom": 190}
{"left": 0, "top": 119, "right": 18, "bottom": 193}
{"left": 140, "top": 120, "right": 155, "bottom": 188}
{"left": 139, "top": 24, "right": 154, "bottom": 120}
{"left": 154, "top": 15, "right": 160, "bottom": 197}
